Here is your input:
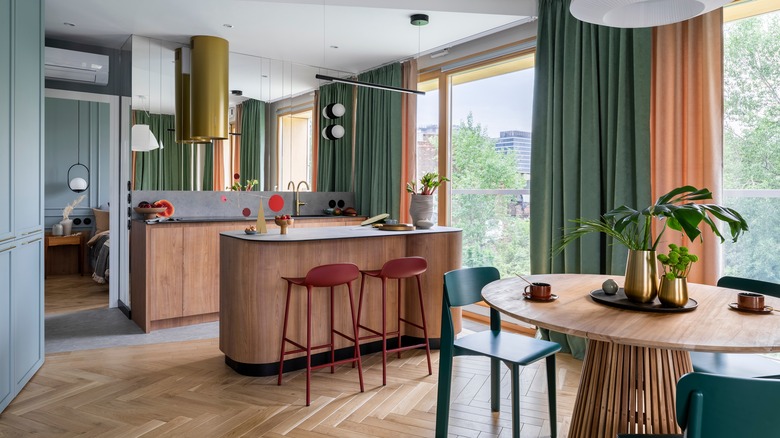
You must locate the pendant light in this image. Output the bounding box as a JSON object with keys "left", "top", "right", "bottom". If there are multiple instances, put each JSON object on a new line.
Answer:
{"left": 68, "top": 102, "right": 89, "bottom": 193}
{"left": 569, "top": 0, "right": 731, "bottom": 28}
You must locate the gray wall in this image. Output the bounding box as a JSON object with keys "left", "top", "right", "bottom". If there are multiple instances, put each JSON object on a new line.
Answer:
{"left": 44, "top": 97, "right": 111, "bottom": 231}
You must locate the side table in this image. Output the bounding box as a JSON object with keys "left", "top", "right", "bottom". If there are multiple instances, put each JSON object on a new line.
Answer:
{"left": 44, "top": 232, "right": 84, "bottom": 278}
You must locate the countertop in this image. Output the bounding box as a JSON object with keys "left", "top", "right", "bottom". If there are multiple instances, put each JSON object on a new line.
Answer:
{"left": 133, "top": 215, "right": 365, "bottom": 224}
{"left": 222, "top": 225, "right": 461, "bottom": 242}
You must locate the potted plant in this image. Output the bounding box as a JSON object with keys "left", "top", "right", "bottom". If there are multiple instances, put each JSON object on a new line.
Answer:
{"left": 656, "top": 244, "right": 698, "bottom": 307}
{"left": 556, "top": 186, "right": 748, "bottom": 303}
{"left": 406, "top": 172, "right": 449, "bottom": 228}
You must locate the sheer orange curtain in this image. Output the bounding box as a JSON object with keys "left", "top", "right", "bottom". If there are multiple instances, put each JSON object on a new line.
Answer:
{"left": 400, "top": 59, "right": 418, "bottom": 222}
{"left": 651, "top": 9, "right": 723, "bottom": 285}
{"left": 213, "top": 137, "right": 227, "bottom": 190}
{"left": 230, "top": 104, "right": 243, "bottom": 182}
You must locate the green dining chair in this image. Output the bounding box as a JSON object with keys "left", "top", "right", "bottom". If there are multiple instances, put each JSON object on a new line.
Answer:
{"left": 689, "top": 276, "right": 780, "bottom": 378}
{"left": 617, "top": 372, "right": 780, "bottom": 438}
{"left": 436, "top": 267, "right": 561, "bottom": 438}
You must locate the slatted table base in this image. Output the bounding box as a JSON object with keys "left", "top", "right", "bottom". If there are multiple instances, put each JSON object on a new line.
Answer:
{"left": 569, "top": 339, "right": 692, "bottom": 438}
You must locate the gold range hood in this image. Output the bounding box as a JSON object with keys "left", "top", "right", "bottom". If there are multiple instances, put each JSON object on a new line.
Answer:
{"left": 175, "top": 35, "right": 229, "bottom": 142}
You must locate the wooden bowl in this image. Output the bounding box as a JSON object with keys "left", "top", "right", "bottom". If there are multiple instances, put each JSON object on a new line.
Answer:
{"left": 133, "top": 207, "right": 166, "bottom": 220}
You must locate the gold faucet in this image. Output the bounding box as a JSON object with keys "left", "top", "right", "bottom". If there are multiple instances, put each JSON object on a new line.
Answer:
{"left": 294, "top": 180, "right": 310, "bottom": 216}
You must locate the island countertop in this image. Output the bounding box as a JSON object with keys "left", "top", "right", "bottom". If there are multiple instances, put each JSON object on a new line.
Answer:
{"left": 219, "top": 224, "right": 463, "bottom": 376}
{"left": 221, "top": 225, "right": 461, "bottom": 242}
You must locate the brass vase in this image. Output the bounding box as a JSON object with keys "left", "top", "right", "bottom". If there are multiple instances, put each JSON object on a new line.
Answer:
{"left": 624, "top": 250, "right": 659, "bottom": 303}
{"left": 658, "top": 276, "right": 689, "bottom": 308}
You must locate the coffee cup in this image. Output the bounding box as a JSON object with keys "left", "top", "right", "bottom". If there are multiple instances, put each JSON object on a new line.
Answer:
{"left": 524, "top": 282, "right": 552, "bottom": 300}
{"left": 737, "top": 292, "right": 765, "bottom": 310}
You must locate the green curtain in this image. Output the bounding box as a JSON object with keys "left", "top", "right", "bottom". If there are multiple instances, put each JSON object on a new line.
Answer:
{"left": 239, "top": 99, "right": 266, "bottom": 190}
{"left": 133, "top": 111, "right": 193, "bottom": 190}
{"left": 530, "top": 0, "right": 652, "bottom": 358}
{"left": 354, "top": 63, "right": 403, "bottom": 218}
{"left": 317, "top": 82, "right": 353, "bottom": 192}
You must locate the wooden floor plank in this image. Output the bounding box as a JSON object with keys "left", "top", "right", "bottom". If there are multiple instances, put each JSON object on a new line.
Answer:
{"left": 1, "top": 275, "right": 583, "bottom": 437}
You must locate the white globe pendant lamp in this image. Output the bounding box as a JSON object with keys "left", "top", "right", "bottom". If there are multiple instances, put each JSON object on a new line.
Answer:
{"left": 569, "top": 0, "right": 731, "bottom": 28}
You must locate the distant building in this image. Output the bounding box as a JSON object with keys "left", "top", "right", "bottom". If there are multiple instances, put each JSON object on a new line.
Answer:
{"left": 494, "top": 130, "right": 531, "bottom": 174}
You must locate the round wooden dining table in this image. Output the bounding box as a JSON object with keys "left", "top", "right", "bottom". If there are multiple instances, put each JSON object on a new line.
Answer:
{"left": 481, "top": 273, "right": 780, "bottom": 438}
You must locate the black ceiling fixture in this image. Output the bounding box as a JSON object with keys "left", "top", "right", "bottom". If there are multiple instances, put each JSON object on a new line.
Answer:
{"left": 410, "top": 14, "right": 429, "bottom": 26}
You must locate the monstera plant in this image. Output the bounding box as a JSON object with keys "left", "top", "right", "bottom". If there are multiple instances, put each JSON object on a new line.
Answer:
{"left": 557, "top": 186, "right": 749, "bottom": 252}
{"left": 556, "top": 186, "right": 749, "bottom": 304}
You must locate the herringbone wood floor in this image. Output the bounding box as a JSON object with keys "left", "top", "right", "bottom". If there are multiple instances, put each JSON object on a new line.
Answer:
{"left": 2, "top": 276, "right": 582, "bottom": 437}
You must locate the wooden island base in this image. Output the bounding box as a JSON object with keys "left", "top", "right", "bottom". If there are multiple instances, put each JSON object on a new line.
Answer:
{"left": 219, "top": 226, "right": 462, "bottom": 376}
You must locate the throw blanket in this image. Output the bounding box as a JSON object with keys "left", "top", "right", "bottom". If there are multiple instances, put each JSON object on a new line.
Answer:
{"left": 87, "top": 231, "right": 110, "bottom": 284}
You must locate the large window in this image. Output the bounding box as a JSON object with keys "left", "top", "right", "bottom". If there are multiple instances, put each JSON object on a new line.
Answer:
{"left": 418, "top": 52, "right": 536, "bottom": 276}
{"left": 278, "top": 109, "right": 313, "bottom": 188}
{"left": 722, "top": 4, "right": 780, "bottom": 282}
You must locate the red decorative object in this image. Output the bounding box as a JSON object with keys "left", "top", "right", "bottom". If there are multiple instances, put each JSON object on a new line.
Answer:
{"left": 242, "top": 208, "right": 251, "bottom": 217}
{"left": 220, "top": 195, "right": 227, "bottom": 202}
{"left": 269, "top": 194, "right": 284, "bottom": 212}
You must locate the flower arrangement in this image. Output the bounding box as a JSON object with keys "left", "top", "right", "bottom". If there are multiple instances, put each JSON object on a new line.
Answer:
{"left": 62, "top": 194, "right": 85, "bottom": 220}
{"left": 657, "top": 244, "right": 698, "bottom": 280}
{"left": 406, "top": 172, "right": 450, "bottom": 195}
{"left": 228, "top": 173, "right": 258, "bottom": 191}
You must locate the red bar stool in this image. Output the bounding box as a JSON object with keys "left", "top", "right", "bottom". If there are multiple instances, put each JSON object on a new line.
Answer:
{"left": 357, "top": 256, "right": 432, "bottom": 386}
{"left": 277, "top": 263, "right": 364, "bottom": 406}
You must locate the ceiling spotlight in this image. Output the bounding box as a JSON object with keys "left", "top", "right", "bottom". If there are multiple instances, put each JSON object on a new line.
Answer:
{"left": 410, "top": 14, "right": 429, "bottom": 26}
{"left": 330, "top": 45, "right": 339, "bottom": 49}
{"left": 63, "top": 22, "right": 76, "bottom": 27}
{"left": 231, "top": 89, "right": 243, "bottom": 96}
{"left": 223, "top": 24, "right": 234, "bottom": 28}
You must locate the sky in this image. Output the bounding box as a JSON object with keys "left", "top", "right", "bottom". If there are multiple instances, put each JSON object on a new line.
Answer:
{"left": 417, "top": 68, "right": 536, "bottom": 137}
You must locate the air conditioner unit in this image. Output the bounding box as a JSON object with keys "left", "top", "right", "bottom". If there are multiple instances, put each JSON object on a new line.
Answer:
{"left": 44, "top": 47, "right": 109, "bottom": 86}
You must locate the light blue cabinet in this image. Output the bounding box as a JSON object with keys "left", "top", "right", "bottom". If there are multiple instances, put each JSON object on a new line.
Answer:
{"left": 0, "top": 243, "right": 11, "bottom": 410}
{"left": 0, "top": 0, "right": 44, "bottom": 414}
{"left": 12, "top": 0, "right": 43, "bottom": 234}
{"left": 11, "top": 237, "right": 43, "bottom": 389}
{"left": 0, "top": 0, "right": 11, "bottom": 242}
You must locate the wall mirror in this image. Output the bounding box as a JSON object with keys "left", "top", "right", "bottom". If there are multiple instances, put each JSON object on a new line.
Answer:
{"left": 130, "top": 35, "right": 342, "bottom": 192}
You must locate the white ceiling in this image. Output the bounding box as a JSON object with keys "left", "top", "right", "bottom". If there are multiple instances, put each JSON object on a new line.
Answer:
{"left": 45, "top": 0, "right": 538, "bottom": 108}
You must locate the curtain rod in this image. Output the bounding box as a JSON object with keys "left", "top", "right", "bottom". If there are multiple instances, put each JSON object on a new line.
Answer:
{"left": 315, "top": 74, "right": 425, "bottom": 96}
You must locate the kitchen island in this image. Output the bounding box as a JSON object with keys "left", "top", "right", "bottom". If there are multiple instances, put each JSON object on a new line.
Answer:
{"left": 130, "top": 216, "right": 365, "bottom": 332}
{"left": 219, "top": 225, "right": 462, "bottom": 375}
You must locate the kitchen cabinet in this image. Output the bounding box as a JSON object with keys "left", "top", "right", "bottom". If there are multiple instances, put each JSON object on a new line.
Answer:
{"left": 11, "top": 237, "right": 43, "bottom": 389}
{"left": 130, "top": 217, "right": 365, "bottom": 332}
{"left": 0, "top": 243, "right": 11, "bottom": 410}
{"left": 0, "top": 0, "right": 11, "bottom": 242}
{"left": 12, "top": 0, "right": 43, "bottom": 234}
{"left": 0, "top": 0, "right": 44, "bottom": 414}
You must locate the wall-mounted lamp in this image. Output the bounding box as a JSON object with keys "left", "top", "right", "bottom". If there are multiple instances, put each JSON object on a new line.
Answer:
{"left": 569, "top": 0, "right": 730, "bottom": 28}
{"left": 322, "top": 124, "right": 345, "bottom": 140}
{"left": 323, "top": 103, "right": 346, "bottom": 119}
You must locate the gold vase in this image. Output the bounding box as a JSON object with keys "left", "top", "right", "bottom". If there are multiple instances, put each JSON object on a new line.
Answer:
{"left": 624, "top": 250, "right": 658, "bottom": 303}
{"left": 658, "top": 276, "right": 689, "bottom": 307}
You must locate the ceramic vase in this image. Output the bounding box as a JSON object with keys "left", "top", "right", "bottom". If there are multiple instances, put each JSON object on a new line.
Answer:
{"left": 409, "top": 194, "right": 434, "bottom": 227}
{"left": 624, "top": 250, "right": 659, "bottom": 303}
{"left": 59, "top": 218, "right": 73, "bottom": 236}
{"left": 658, "top": 276, "right": 688, "bottom": 307}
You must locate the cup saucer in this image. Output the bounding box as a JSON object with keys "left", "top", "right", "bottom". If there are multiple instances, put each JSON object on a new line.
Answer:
{"left": 728, "top": 303, "right": 774, "bottom": 314}
{"left": 523, "top": 293, "right": 558, "bottom": 302}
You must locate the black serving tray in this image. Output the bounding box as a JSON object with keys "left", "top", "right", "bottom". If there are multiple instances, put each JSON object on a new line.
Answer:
{"left": 590, "top": 288, "right": 698, "bottom": 313}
